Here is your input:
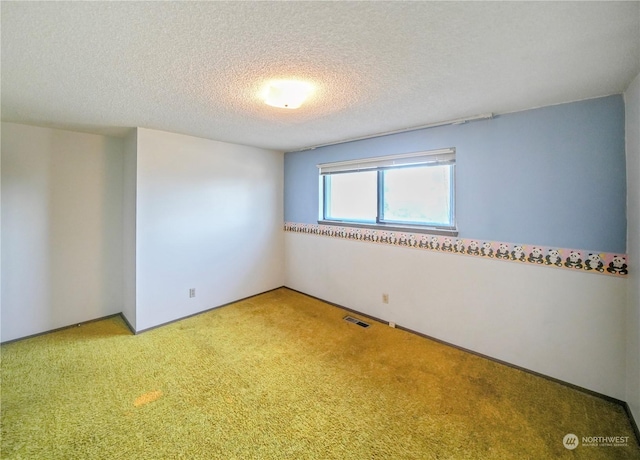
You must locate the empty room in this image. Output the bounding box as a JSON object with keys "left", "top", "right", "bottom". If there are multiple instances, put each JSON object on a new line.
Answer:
{"left": 1, "top": 1, "right": 639, "bottom": 458}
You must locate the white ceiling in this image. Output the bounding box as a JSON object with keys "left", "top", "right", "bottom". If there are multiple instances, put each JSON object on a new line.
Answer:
{"left": 2, "top": 1, "right": 639, "bottom": 152}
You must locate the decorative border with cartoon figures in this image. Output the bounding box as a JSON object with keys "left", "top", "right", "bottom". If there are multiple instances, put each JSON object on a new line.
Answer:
{"left": 284, "top": 222, "right": 629, "bottom": 277}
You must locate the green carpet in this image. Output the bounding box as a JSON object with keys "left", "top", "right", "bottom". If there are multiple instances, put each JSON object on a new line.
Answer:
{"left": 1, "top": 288, "right": 638, "bottom": 459}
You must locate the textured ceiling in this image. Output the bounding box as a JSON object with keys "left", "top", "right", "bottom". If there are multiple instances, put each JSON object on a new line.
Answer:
{"left": 2, "top": 1, "right": 639, "bottom": 152}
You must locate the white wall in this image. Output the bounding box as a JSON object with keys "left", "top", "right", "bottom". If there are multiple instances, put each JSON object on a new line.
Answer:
{"left": 285, "top": 232, "right": 627, "bottom": 399}
{"left": 0, "top": 127, "right": 3, "bottom": 342}
{"left": 625, "top": 73, "right": 640, "bottom": 422}
{"left": 122, "top": 129, "right": 137, "bottom": 330}
{"left": 1, "top": 123, "right": 124, "bottom": 342}
{"left": 134, "top": 128, "right": 284, "bottom": 331}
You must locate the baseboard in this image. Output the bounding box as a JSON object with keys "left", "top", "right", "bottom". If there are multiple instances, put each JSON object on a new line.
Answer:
{"left": 282, "top": 286, "right": 640, "bottom": 446}
{"left": 0, "top": 313, "right": 123, "bottom": 345}
{"left": 4, "top": 285, "right": 637, "bottom": 445}
{"left": 119, "top": 312, "right": 136, "bottom": 335}
{"left": 1, "top": 286, "right": 286, "bottom": 343}
{"left": 623, "top": 402, "right": 640, "bottom": 449}
{"left": 133, "top": 286, "right": 285, "bottom": 334}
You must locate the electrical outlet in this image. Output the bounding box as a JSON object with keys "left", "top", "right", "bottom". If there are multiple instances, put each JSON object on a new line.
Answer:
{"left": 389, "top": 322, "right": 396, "bottom": 328}
{"left": 382, "top": 293, "right": 389, "bottom": 304}
{"left": 189, "top": 288, "right": 196, "bottom": 298}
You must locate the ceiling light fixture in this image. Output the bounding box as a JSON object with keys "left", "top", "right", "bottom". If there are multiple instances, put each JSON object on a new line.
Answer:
{"left": 262, "top": 80, "right": 314, "bottom": 109}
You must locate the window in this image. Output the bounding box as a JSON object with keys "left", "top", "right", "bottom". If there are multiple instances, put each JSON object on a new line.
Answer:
{"left": 318, "top": 148, "right": 456, "bottom": 234}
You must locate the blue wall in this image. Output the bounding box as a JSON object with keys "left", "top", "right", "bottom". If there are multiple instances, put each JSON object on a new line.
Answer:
{"left": 284, "top": 95, "right": 627, "bottom": 253}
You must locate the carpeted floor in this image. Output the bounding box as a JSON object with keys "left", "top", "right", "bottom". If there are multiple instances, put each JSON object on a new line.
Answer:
{"left": 1, "top": 288, "right": 638, "bottom": 459}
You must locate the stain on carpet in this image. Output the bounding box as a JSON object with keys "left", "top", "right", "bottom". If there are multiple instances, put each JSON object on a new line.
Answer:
{"left": 134, "top": 390, "right": 163, "bottom": 407}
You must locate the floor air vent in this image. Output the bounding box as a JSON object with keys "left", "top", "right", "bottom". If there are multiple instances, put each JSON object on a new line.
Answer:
{"left": 343, "top": 315, "right": 370, "bottom": 328}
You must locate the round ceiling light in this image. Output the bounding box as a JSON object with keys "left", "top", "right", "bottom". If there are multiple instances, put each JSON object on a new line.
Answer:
{"left": 262, "top": 80, "right": 314, "bottom": 109}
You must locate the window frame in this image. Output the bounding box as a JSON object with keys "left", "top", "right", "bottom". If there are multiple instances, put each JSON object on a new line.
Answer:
{"left": 318, "top": 148, "right": 458, "bottom": 236}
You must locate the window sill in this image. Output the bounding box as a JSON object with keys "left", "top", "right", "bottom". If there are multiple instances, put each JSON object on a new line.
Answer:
{"left": 317, "top": 220, "right": 458, "bottom": 237}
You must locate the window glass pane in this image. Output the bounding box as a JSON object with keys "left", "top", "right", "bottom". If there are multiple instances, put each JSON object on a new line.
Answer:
{"left": 325, "top": 171, "right": 377, "bottom": 222}
{"left": 382, "top": 165, "right": 452, "bottom": 226}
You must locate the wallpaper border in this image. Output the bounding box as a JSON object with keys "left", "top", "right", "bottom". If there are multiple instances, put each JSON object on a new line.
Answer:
{"left": 284, "top": 222, "right": 628, "bottom": 278}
